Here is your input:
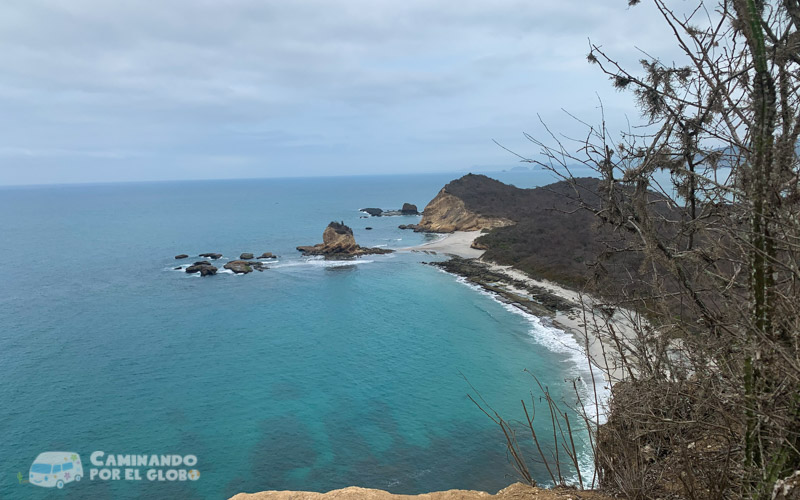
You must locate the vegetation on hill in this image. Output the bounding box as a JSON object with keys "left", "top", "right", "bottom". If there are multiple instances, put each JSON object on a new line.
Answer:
{"left": 464, "top": 1, "right": 800, "bottom": 498}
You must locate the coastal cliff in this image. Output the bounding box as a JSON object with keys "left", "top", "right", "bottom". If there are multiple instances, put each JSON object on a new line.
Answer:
{"left": 415, "top": 189, "right": 512, "bottom": 232}
{"left": 297, "top": 222, "right": 393, "bottom": 258}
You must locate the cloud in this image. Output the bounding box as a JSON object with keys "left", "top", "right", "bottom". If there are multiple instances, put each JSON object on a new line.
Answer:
{"left": 0, "top": 0, "right": 681, "bottom": 185}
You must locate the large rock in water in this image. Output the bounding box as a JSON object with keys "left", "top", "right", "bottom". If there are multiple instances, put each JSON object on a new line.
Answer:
{"left": 400, "top": 203, "right": 419, "bottom": 214}
{"left": 360, "top": 208, "right": 383, "bottom": 217}
{"left": 224, "top": 260, "right": 253, "bottom": 274}
{"left": 297, "top": 222, "right": 393, "bottom": 258}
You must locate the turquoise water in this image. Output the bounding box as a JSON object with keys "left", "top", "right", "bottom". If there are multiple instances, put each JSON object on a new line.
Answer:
{"left": 0, "top": 173, "right": 597, "bottom": 499}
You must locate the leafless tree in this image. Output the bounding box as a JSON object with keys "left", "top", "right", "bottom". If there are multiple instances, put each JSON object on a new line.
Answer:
{"left": 502, "top": 0, "right": 800, "bottom": 498}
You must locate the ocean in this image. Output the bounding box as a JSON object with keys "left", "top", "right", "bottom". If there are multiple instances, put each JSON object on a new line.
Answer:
{"left": 0, "top": 172, "right": 600, "bottom": 499}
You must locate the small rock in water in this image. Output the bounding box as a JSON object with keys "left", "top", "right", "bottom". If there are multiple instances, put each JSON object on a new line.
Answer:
{"left": 224, "top": 260, "right": 254, "bottom": 274}
{"left": 174, "top": 254, "right": 189, "bottom": 259}
{"left": 240, "top": 252, "right": 254, "bottom": 260}
{"left": 199, "top": 252, "right": 223, "bottom": 260}
{"left": 365, "top": 227, "right": 373, "bottom": 230}
{"left": 400, "top": 202, "right": 419, "bottom": 215}
{"left": 185, "top": 261, "right": 217, "bottom": 276}
{"left": 258, "top": 252, "right": 276, "bottom": 259}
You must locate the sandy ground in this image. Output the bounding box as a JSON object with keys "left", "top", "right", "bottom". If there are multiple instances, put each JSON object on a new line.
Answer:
{"left": 400, "top": 231, "right": 486, "bottom": 258}
{"left": 230, "top": 482, "right": 613, "bottom": 500}
{"left": 405, "top": 231, "right": 642, "bottom": 385}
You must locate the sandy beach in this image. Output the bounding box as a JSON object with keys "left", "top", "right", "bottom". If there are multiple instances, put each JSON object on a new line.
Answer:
{"left": 400, "top": 231, "right": 486, "bottom": 258}
{"left": 406, "top": 230, "right": 641, "bottom": 386}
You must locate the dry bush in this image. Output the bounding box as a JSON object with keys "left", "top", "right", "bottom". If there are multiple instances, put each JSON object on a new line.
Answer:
{"left": 482, "top": 0, "right": 800, "bottom": 498}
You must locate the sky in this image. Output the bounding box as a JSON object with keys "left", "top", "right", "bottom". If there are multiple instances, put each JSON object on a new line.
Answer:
{"left": 0, "top": 0, "right": 682, "bottom": 186}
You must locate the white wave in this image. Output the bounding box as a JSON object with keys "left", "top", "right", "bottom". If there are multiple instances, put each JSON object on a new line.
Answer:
{"left": 451, "top": 273, "right": 610, "bottom": 485}
{"left": 217, "top": 268, "right": 234, "bottom": 274}
{"left": 269, "top": 257, "right": 375, "bottom": 269}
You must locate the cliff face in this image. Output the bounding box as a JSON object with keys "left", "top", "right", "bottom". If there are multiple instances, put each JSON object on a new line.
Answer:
{"left": 297, "top": 222, "right": 393, "bottom": 258}
{"left": 416, "top": 189, "right": 513, "bottom": 233}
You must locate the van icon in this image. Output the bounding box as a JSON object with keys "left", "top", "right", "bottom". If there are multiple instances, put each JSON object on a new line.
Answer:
{"left": 29, "top": 452, "right": 83, "bottom": 489}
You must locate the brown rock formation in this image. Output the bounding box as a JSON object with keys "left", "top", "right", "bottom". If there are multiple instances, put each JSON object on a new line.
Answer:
{"left": 297, "top": 222, "right": 393, "bottom": 258}
{"left": 415, "top": 189, "right": 512, "bottom": 233}
{"left": 224, "top": 260, "right": 254, "bottom": 274}
{"left": 229, "top": 482, "right": 613, "bottom": 500}
{"left": 185, "top": 261, "right": 217, "bottom": 276}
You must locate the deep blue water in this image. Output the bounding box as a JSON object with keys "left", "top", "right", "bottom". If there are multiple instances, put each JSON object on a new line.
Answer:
{"left": 0, "top": 172, "right": 597, "bottom": 499}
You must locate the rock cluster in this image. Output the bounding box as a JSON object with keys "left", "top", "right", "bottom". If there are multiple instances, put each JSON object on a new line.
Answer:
{"left": 297, "top": 222, "right": 393, "bottom": 258}
{"left": 179, "top": 251, "right": 276, "bottom": 277}
{"left": 185, "top": 261, "right": 218, "bottom": 276}
{"left": 359, "top": 203, "right": 420, "bottom": 217}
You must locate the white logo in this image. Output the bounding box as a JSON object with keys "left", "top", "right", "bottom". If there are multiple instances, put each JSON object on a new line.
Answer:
{"left": 28, "top": 451, "right": 83, "bottom": 489}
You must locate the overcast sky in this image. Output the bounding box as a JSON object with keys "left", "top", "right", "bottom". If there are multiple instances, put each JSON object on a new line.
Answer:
{"left": 0, "top": 0, "right": 680, "bottom": 186}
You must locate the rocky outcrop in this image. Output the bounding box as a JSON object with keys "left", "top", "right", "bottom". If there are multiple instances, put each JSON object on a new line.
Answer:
{"left": 361, "top": 204, "right": 421, "bottom": 216}
{"left": 239, "top": 252, "right": 254, "bottom": 260}
{"left": 415, "top": 189, "right": 512, "bottom": 233}
{"left": 224, "top": 260, "right": 267, "bottom": 273}
{"left": 297, "top": 222, "right": 393, "bottom": 258}
{"left": 175, "top": 254, "right": 189, "bottom": 259}
{"left": 470, "top": 240, "right": 489, "bottom": 250}
{"left": 229, "top": 482, "right": 612, "bottom": 500}
{"left": 185, "top": 261, "right": 218, "bottom": 276}
{"left": 224, "top": 260, "right": 253, "bottom": 274}
{"left": 258, "top": 252, "right": 276, "bottom": 259}
{"left": 401, "top": 202, "right": 419, "bottom": 214}
{"left": 199, "top": 252, "right": 223, "bottom": 260}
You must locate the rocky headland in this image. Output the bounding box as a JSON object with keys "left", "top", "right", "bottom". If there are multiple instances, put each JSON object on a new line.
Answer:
{"left": 297, "top": 221, "right": 394, "bottom": 258}
{"left": 409, "top": 182, "right": 513, "bottom": 233}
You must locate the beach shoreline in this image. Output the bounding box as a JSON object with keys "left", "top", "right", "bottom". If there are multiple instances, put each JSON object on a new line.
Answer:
{"left": 405, "top": 231, "right": 639, "bottom": 386}
{"left": 399, "top": 231, "right": 487, "bottom": 259}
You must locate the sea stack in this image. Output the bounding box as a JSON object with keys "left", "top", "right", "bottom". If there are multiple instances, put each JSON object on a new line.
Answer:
{"left": 297, "top": 222, "right": 393, "bottom": 258}
{"left": 400, "top": 203, "right": 419, "bottom": 215}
